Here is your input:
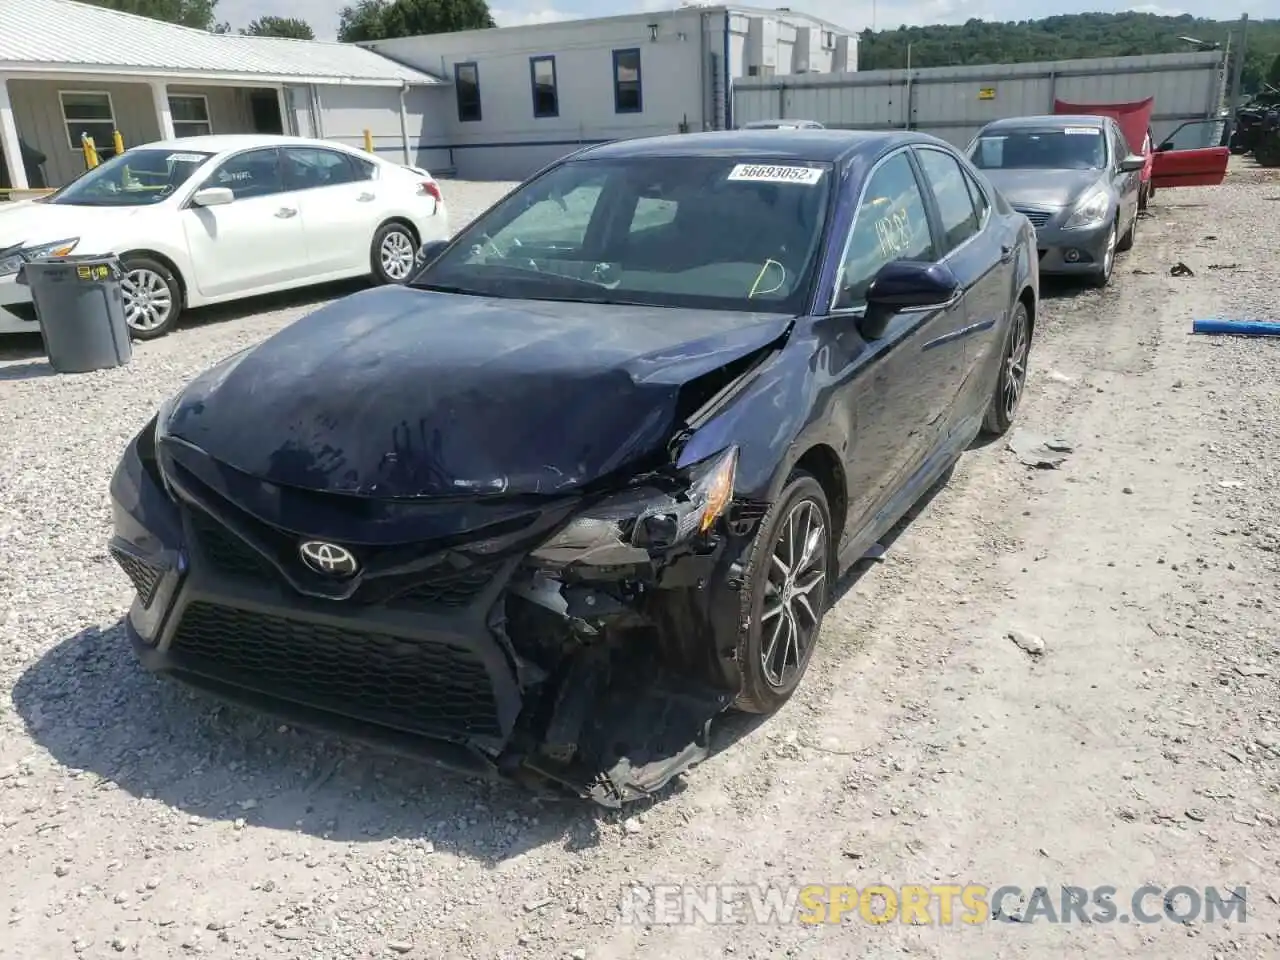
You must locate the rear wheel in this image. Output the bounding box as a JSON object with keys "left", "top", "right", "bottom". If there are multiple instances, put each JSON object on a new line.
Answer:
{"left": 733, "top": 473, "right": 832, "bottom": 715}
{"left": 120, "top": 256, "right": 182, "bottom": 340}
{"left": 371, "top": 222, "right": 417, "bottom": 285}
{"left": 980, "top": 299, "right": 1031, "bottom": 438}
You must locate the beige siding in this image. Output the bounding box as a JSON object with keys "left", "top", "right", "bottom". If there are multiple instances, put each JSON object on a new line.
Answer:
{"left": 8, "top": 80, "right": 261, "bottom": 187}
{"left": 167, "top": 84, "right": 255, "bottom": 137}
{"left": 9, "top": 79, "right": 161, "bottom": 185}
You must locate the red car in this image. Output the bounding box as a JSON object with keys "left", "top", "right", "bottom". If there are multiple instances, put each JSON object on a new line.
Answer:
{"left": 1054, "top": 97, "right": 1229, "bottom": 208}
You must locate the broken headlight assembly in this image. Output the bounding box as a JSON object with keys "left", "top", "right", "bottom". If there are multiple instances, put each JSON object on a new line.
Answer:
{"left": 529, "top": 446, "right": 738, "bottom": 567}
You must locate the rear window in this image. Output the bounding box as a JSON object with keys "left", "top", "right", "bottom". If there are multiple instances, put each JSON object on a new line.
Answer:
{"left": 416, "top": 155, "right": 834, "bottom": 314}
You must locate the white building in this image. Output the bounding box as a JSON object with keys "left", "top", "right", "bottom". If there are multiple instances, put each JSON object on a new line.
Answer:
{"left": 365, "top": 4, "right": 858, "bottom": 180}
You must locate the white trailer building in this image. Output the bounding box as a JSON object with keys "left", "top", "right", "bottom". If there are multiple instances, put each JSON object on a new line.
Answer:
{"left": 364, "top": 4, "right": 858, "bottom": 181}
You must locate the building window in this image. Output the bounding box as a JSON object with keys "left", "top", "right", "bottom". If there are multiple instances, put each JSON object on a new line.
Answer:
{"left": 612, "top": 48, "right": 642, "bottom": 114}
{"left": 454, "top": 61, "right": 481, "bottom": 123}
{"left": 530, "top": 55, "right": 558, "bottom": 119}
{"left": 59, "top": 91, "right": 115, "bottom": 152}
{"left": 169, "top": 94, "right": 212, "bottom": 138}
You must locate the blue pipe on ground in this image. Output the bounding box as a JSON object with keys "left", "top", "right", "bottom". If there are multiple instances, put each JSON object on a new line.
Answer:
{"left": 1192, "top": 319, "right": 1280, "bottom": 337}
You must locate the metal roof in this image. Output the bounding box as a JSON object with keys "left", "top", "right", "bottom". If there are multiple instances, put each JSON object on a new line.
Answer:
{"left": 0, "top": 0, "right": 442, "bottom": 85}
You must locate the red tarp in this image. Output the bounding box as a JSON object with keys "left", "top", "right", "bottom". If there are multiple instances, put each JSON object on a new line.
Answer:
{"left": 1053, "top": 96, "right": 1154, "bottom": 155}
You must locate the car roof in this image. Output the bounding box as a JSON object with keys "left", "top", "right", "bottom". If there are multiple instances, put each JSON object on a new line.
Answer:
{"left": 131, "top": 134, "right": 368, "bottom": 156}
{"left": 980, "top": 115, "right": 1109, "bottom": 133}
{"left": 575, "top": 129, "right": 944, "bottom": 165}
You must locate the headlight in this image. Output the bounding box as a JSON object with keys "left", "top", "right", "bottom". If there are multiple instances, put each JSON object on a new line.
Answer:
{"left": 529, "top": 446, "right": 739, "bottom": 567}
{"left": 0, "top": 238, "right": 80, "bottom": 278}
{"left": 1063, "top": 190, "right": 1109, "bottom": 230}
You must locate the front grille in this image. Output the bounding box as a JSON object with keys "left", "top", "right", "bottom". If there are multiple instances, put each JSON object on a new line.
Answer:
{"left": 110, "top": 546, "right": 163, "bottom": 606}
{"left": 188, "top": 509, "right": 277, "bottom": 580}
{"left": 169, "top": 601, "right": 503, "bottom": 738}
{"left": 389, "top": 563, "right": 501, "bottom": 609}
{"left": 1017, "top": 208, "right": 1053, "bottom": 228}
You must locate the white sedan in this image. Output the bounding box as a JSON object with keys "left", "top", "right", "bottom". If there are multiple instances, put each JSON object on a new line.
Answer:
{"left": 0, "top": 134, "right": 449, "bottom": 339}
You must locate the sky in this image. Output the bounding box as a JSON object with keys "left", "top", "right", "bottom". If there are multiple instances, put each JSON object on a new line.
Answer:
{"left": 216, "top": 0, "right": 1269, "bottom": 43}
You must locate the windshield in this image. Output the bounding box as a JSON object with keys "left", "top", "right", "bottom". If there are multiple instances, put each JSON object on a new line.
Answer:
{"left": 969, "top": 128, "right": 1107, "bottom": 171}
{"left": 47, "top": 148, "right": 214, "bottom": 206}
{"left": 414, "top": 155, "right": 833, "bottom": 314}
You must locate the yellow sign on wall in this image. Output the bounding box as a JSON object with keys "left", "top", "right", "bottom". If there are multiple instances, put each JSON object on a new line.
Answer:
{"left": 978, "top": 87, "right": 996, "bottom": 100}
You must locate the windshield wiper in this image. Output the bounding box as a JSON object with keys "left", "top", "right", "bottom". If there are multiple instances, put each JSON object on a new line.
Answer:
{"left": 410, "top": 282, "right": 482, "bottom": 295}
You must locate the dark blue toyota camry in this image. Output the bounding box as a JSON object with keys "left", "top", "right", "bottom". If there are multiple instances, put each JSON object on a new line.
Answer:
{"left": 109, "top": 129, "right": 1039, "bottom": 806}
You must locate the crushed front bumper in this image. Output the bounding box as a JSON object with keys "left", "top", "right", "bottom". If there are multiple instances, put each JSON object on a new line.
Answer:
{"left": 109, "top": 427, "right": 758, "bottom": 806}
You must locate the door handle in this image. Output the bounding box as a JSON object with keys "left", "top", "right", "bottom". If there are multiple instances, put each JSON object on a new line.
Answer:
{"left": 275, "top": 207, "right": 297, "bottom": 219}
{"left": 357, "top": 192, "right": 375, "bottom": 202}
{"left": 1000, "top": 244, "right": 1014, "bottom": 263}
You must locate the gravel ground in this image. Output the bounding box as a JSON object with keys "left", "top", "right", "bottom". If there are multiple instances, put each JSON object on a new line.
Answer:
{"left": 2, "top": 166, "right": 1279, "bottom": 959}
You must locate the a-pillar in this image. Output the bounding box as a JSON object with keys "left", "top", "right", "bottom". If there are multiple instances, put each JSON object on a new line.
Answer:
{"left": 150, "top": 79, "right": 175, "bottom": 141}
{"left": 0, "top": 76, "right": 29, "bottom": 191}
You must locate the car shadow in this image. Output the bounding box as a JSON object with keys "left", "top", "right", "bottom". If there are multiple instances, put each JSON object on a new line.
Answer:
{"left": 0, "top": 356, "right": 58, "bottom": 381}
{"left": 181, "top": 278, "right": 372, "bottom": 332}
{"left": 0, "top": 332, "right": 46, "bottom": 363}
{"left": 11, "top": 618, "right": 609, "bottom": 863}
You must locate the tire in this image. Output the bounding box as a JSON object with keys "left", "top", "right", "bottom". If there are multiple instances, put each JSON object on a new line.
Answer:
{"left": 1117, "top": 208, "right": 1136, "bottom": 252}
{"left": 120, "top": 256, "right": 183, "bottom": 341}
{"left": 1086, "top": 220, "right": 1117, "bottom": 288}
{"left": 370, "top": 221, "right": 418, "bottom": 285}
{"left": 732, "top": 472, "right": 833, "bottom": 715}
{"left": 980, "top": 299, "right": 1031, "bottom": 438}
{"left": 1137, "top": 182, "right": 1148, "bottom": 213}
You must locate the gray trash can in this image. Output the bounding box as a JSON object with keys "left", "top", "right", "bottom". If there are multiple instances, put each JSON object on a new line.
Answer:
{"left": 16, "top": 254, "right": 132, "bottom": 374}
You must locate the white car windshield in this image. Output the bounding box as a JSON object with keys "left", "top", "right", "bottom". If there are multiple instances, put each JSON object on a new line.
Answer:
{"left": 47, "top": 148, "right": 214, "bottom": 207}
{"left": 970, "top": 129, "right": 1106, "bottom": 171}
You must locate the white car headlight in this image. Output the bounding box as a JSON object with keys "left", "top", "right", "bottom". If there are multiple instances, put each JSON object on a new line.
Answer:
{"left": 0, "top": 238, "right": 80, "bottom": 278}
{"left": 1063, "top": 190, "right": 1109, "bottom": 230}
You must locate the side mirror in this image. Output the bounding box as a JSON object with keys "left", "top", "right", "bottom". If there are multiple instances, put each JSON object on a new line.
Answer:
{"left": 414, "top": 239, "right": 449, "bottom": 268}
{"left": 1157, "top": 141, "right": 1175, "bottom": 153}
{"left": 1118, "top": 154, "right": 1146, "bottom": 172}
{"left": 858, "top": 261, "right": 960, "bottom": 340}
{"left": 191, "top": 187, "right": 234, "bottom": 207}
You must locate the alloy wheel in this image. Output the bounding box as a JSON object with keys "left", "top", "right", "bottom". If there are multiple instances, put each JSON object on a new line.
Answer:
{"left": 1102, "top": 222, "right": 1117, "bottom": 278}
{"left": 760, "top": 498, "right": 828, "bottom": 689}
{"left": 380, "top": 230, "right": 416, "bottom": 281}
{"left": 1003, "top": 306, "right": 1030, "bottom": 420}
{"left": 121, "top": 268, "right": 173, "bottom": 332}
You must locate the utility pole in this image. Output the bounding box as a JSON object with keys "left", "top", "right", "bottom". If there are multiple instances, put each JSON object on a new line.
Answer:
{"left": 1228, "top": 13, "right": 1248, "bottom": 113}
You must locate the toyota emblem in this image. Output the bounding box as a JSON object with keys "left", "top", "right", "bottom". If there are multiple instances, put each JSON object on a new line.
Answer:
{"left": 298, "top": 540, "right": 359, "bottom": 578}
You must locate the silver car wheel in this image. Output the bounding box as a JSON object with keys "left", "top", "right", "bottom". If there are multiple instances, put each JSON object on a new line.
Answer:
{"left": 759, "top": 498, "right": 827, "bottom": 689}
{"left": 380, "top": 230, "right": 415, "bottom": 281}
{"left": 121, "top": 268, "right": 173, "bottom": 332}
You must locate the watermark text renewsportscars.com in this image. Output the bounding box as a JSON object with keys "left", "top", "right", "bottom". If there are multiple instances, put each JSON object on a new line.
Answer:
{"left": 619, "top": 884, "right": 1248, "bottom": 926}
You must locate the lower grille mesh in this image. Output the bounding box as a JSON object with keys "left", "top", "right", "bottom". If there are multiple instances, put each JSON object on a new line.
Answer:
{"left": 110, "top": 547, "right": 163, "bottom": 607}
{"left": 169, "top": 602, "right": 503, "bottom": 738}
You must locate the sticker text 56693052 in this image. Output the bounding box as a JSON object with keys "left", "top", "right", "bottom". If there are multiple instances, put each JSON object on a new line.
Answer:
{"left": 727, "top": 164, "right": 825, "bottom": 186}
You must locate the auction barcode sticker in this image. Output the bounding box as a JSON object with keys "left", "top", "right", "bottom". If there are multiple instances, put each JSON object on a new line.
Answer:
{"left": 1063, "top": 127, "right": 1099, "bottom": 136}
{"left": 727, "top": 163, "right": 825, "bottom": 185}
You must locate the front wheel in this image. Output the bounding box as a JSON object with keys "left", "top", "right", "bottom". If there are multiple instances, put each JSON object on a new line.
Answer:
{"left": 370, "top": 222, "right": 418, "bottom": 285}
{"left": 120, "top": 256, "right": 183, "bottom": 340}
{"left": 980, "top": 299, "right": 1031, "bottom": 437}
{"left": 733, "top": 473, "right": 833, "bottom": 715}
{"left": 1086, "top": 221, "right": 1117, "bottom": 288}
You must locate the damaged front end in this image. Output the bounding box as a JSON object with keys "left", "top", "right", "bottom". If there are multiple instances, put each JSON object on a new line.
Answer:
{"left": 500, "top": 444, "right": 765, "bottom": 806}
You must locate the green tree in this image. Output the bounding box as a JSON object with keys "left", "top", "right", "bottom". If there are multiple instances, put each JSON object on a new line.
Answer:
{"left": 84, "top": 0, "right": 220, "bottom": 30}
{"left": 243, "top": 15, "right": 315, "bottom": 39}
{"left": 1268, "top": 52, "right": 1280, "bottom": 87}
{"left": 338, "top": 0, "right": 494, "bottom": 43}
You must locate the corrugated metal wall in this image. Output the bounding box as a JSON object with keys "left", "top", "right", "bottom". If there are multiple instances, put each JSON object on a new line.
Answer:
{"left": 733, "top": 51, "right": 1227, "bottom": 148}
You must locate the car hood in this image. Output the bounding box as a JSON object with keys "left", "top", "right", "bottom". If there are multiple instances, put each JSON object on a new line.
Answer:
{"left": 0, "top": 199, "right": 147, "bottom": 249}
{"left": 165, "top": 285, "right": 793, "bottom": 498}
{"left": 981, "top": 169, "right": 1105, "bottom": 209}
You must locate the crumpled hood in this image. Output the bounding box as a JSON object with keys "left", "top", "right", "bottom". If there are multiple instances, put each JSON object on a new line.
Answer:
{"left": 166, "top": 285, "right": 792, "bottom": 498}
{"left": 981, "top": 169, "right": 1105, "bottom": 209}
